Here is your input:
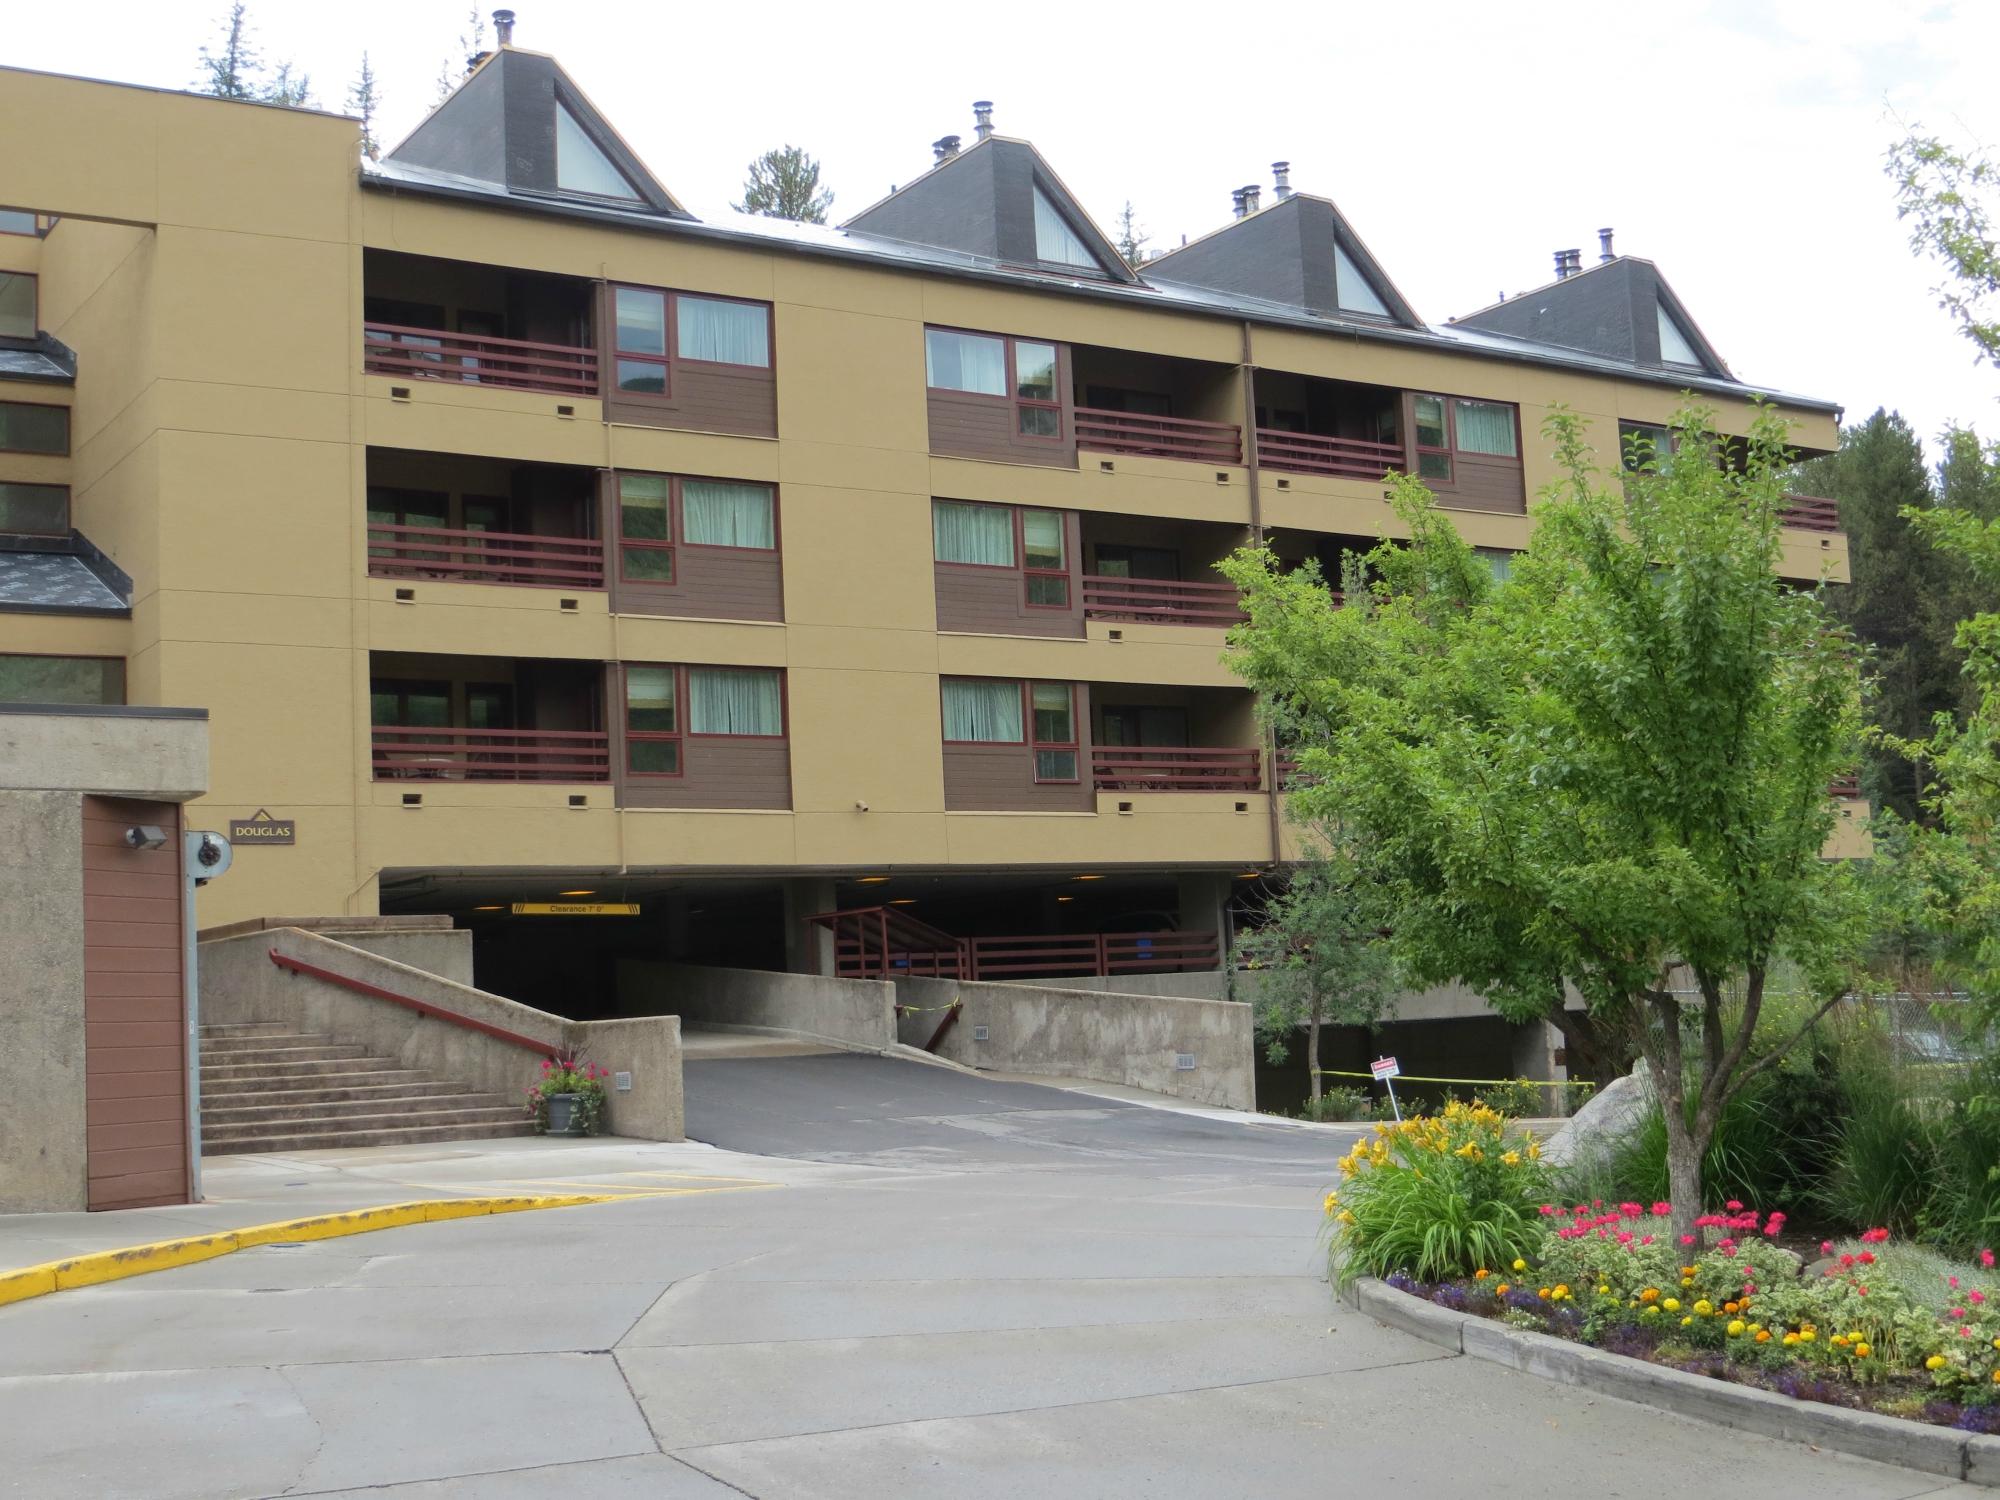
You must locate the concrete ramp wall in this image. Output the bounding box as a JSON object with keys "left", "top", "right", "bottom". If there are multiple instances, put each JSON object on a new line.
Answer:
{"left": 620, "top": 961, "right": 896, "bottom": 1052}
{"left": 895, "top": 977, "right": 1256, "bottom": 1111}
{"left": 200, "top": 927, "right": 683, "bottom": 1140}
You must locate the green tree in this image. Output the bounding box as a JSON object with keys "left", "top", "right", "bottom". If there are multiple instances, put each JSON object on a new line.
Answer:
{"left": 262, "top": 60, "right": 313, "bottom": 109}
{"left": 735, "top": 146, "right": 834, "bottom": 223}
{"left": 348, "top": 53, "right": 383, "bottom": 161}
{"left": 194, "top": 4, "right": 312, "bottom": 108}
{"left": 1890, "top": 129, "right": 2000, "bottom": 366}
{"left": 1223, "top": 403, "right": 1865, "bottom": 1237}
{"left": 1114, "top": 202, "right": 1147, "bottom": 265}
{"left": 1232, "top": 836, "right": 1397, "bottom": 1104}
{"left": 436, "top": 7, "right": 488, "bottom": 104}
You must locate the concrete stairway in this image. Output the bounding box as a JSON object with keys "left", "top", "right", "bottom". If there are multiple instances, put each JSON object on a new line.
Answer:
{"left": 199, "top": 1021, "right": 536, "bottom": 1155}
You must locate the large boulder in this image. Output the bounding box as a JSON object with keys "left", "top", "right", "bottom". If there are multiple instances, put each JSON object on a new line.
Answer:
{"left": 1538, "top": 1061, "right": 1655, "bottom": 1171}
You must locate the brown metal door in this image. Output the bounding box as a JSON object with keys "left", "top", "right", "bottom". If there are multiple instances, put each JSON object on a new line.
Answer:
{"left": 81, "top": 797, "right": 189, "bottom": 1210}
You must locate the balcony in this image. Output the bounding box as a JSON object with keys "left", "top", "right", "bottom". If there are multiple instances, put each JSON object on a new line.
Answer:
{"left": 811, "top": 904, "right": 1223, "bottom": 982}
{"left": 1074, "top": 408, "right": 1242, "bottom": 466}
{"left": 371, "top": 725, "right": 611, "bottom": 782}
{"left": 367, "top": 449, "right": 603, "bottom": 591}
{"left": 1080, "top": 574, "right": 1245, "bottom": 627}
{"left": 367, "top": 525, "right": 605, "bottom": 589}
{"left": 371, "top": 653, "right": 606, "bottom": 785}
{"left": 1254, "top": 428, "right": 1404, "bottom": 481}
{"left": 1780, "top": 494, "right": 1840, "bottom": 533}
{"left": 362, "top": 324, "right": 599, "bottom": 397}
{"left": 1090, "top": 745, "right": 1262, "bottom": 793}
{"left": 1253, "top": 371, "right": 1405, "bottom": 481}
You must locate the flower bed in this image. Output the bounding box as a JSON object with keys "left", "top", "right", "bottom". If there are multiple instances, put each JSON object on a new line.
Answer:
{"left": 1324, "top": 1106, "right": 2000, "bottom": 1435}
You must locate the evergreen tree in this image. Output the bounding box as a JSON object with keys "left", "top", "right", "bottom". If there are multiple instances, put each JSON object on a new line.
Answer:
{"left": 435, "top": 7, "right": 488, "bottom": 104}
{"left": 1114, "top": 202, "right": 1148, "bottom": 265}
{"left": 735, "top": 146, "right": 834, "bottom": 223}
{"left": 262, "top": 61, "right": 313, "bottom": 109}
{"left": 348, "top": 53, "right": 383, "bottom": 160}
{"left": 195, "top": 3, "right": 260, "bottom": 100}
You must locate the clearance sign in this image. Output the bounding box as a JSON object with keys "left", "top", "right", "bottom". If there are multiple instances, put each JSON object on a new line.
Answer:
{"left": 510, "top": 902, "right": 641, "bottom": 917}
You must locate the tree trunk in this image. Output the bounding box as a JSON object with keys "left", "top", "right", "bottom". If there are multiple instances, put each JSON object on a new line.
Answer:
{"left": 1306, "top": 1004, "right": 1323, "bottom": 1103}
{"left": 1663, "top": 1107, "right": 1706, "bottom": 1250}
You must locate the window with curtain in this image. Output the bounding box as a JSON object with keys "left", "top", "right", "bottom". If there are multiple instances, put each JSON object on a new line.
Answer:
{"left": 0, "top": 401, "right": 67, "bottom": 455}
{"left": 1413, "top": 394, "right": 1451, "bottom": 481}
{"left": 618, "top": 474, "right": 674, "bottom": 582}
{"left": 933, "top": 500, "right": 1016, "bottom": 566}
{"left": 1620, "top": 422, "right": 1673, "bottom": 473}
{"left": 1033, "top": 187, "right": 1097, "bottom": 269}
{"left": 0, "top": 482, "right": 69, "bottom": 535}
{"left": 1021, "top": 508, "right": 1068, "bottom": 606}
{"left": 926, "top": 329, "right": 1007, "bottom": 395}
{"left": 0, "top": 654, "right": 124, "bottom": 705}
{"left": 689, "top": 667, "right": 784, "bottom": 736}
{"left": 683, "top": 481, "right": 775, "bottom": 548}
{"left": 677, "top": 297, "right": 770, "bottom": 367}
{"left": 625, "top": 666, "right": 680, "bottom": 774}
{"left": 1454, "top": 400, "right": 1518, "bottom": 457}
{"left": 1030, "top": 682, "right": 1077, "bottom": 781}
{"left": 941, "top": 678, "right": 1023, "bottom": 742}
{"left": 614, "top": 286, "right": 669, "bottom": 395}
{"left": 1474, "top": 547, "right": 1515, "bottom": 583}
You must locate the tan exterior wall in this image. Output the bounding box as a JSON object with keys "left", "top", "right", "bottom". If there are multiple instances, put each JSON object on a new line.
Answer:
{"left": 0, "top": 68, "right": 1852, "bottom": 930}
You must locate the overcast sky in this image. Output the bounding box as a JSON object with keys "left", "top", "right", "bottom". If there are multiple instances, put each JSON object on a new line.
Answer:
{"left": 10, "top": 0, "right": 1998, "bottom": 456}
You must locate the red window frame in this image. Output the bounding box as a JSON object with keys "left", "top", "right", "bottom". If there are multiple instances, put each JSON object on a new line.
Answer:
{"left": 615, "top": 473, "right": 675, "bottom": 586}
{"left": 624, "top": 662, "right": 789, "bottom": 777}
{"left": 611, "top": 284, "right": 776, "bottom": 403}
{"left": 924, "top": 325, "right": 1065, "bottom": 442}
{"left": 671, "top": 291, "right": 775, "bottom": 370}
{"left": 1019, "top": 508, "right": 1069, "bottom": 610}
{"left": 617, "top": 472, "right": 781, "bottom": 586}
{"left": 1412, "top": 392, "right": 1523, "bottom": 484}
{"left": 1029, "top": 681, "right": 1080, "bottom": 783}
{"left": 939, "top": 676, "right": 1027, "bottom": 746}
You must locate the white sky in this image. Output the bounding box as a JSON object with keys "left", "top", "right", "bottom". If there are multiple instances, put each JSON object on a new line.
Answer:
{"left": 8, "top": 0, "right": 1998, "bottom": 453}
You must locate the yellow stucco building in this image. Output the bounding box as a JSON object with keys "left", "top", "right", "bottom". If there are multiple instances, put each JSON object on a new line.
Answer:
{"left": 0, "top": 43, "right": 1853, "bottom": 1013}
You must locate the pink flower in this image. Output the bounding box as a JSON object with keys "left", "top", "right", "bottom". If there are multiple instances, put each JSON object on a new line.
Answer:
{"left": 1858, "top": 1251, "right": 1876, "bottom": 1265}
{"left": 1860, "top": 1228, "right": 1890, "bottom": 1245}
{"left": 1840, "top": 1254, "right": 1855, "bottom": 1268}
{"left": 1952, "top": 1308, "right": 1967, "bottom": 1320}
{"left": 1640, "top": 1235, "right": 1654, "bottom": 1246}
{"left": 1539, "top": 1204, "right": 1556, "bottom": 1217}
{"left": 1617, "top": 1231, "right": 1634, "bottom": 1245}
{"left": 1983, "top": 1249, "right": 1995, "bottom": 1269}
{"left": 1951, "top": 1276, "right": 1961, "bottom": 1289}
{"left": 1681, "top": 1235, "right": 1696, "bottom": 1247}
{"left": 1821, "top": 1240, "right": 1834, "bottom": 1256}
{"left": 1652, "top": 1202, "right": 1672, "bottom": 1216}
{"left": 1620, "top": 1202, "right": 1643, "bottom": 1220}
{"left": 1971, "top": 1291, "right": 1985, "bottom": 1304}
{"left": 1763, "top": 1222, "right": 1781, "bottom": 1237}
{"left": 1726, "top": 1200, "right": 1743, "bottom": 1211}
{"left": 1717, "top": 1238, "right": 1736, "bottom": 1250}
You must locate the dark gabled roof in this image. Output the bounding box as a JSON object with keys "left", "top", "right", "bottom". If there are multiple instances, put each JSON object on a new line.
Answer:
{"left": 0, "top": 333, "right": 77, "bottom": 384}
{"left": 1452, "top": 257, "right": 1732, "bottom": 379}
{"left": 841, "top": 137, "right": 1137, "bottom": 284}
{"left": 1144, "top": 194, "right": 1421, "bottom": 329}
{"left": 385, "top": 48, "right": 687, "bottom": 218}
{"left": 0, "top": 531, "right": 131, "bottom": 617}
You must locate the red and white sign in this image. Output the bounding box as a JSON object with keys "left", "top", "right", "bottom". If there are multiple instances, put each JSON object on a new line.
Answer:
{"left": 1370, "top": 1056, "right": 1401, "bottom": 1080}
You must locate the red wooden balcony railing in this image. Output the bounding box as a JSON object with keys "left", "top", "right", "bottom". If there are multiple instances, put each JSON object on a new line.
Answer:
{"left": 966, "top": 930, "right": 1221, "bottom": 980}
{"left": 1255, "top": 428, "right": 1404, "bottom": 481}
{"left": 1081, "top": 574, "right": 1246, "bottom": 627}
{"left": 1074, "top": 407, "right": 1243, "bottom": 465}
{"left": 362, "top": 322, "right": 600, "bottom": 396}
{"left": 1780, "top": 494, "right": 1841, "bottom": 533}
{"left": 809, "top": 905, "right": 969, "bottom": 980}
{"left": 367, "top": 524, "right": 605, "bottom": 589}
{"left": 371, "top": 727, "right": 611, "bottom": 783}
{"left": 1828, "top": 774, "right": 1862, "bottom": 798}
{"left": 1091, "top": 745, "right": 1263, "bottom": 793}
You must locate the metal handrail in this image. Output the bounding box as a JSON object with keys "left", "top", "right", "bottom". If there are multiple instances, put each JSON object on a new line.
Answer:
{"left": 267, "top": 948, "right": 553, "bottom": 1055}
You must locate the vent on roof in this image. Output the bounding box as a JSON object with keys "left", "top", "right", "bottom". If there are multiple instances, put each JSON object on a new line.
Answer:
{"left": 493, "top": 9, "right": 515, "bottom": 44}
{"left": 1272, "top": 161, "right": 1292, "bottom": 201}
{"left": 933, "top": 135, "right": 961, "bottom": 165}
{"left": 1598, "top": 227, "right": 1615, "bottom": 263}
{"left": 1230, "top": 187, "right": 1248, "bottom": 219}
{"left": 973, "top": 100, "right": 994, "bottom": 141}
{"left": 1242, "top": 184, "right": 1261, "bottom": 215}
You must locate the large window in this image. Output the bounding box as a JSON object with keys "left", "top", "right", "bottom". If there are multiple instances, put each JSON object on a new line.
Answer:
{"left": 612, "top": 285, "right": 773, "bottom": 398}
{"left": 1619, "top": 421, "right": 1673, "bottom": 473}
{"left": 1412, "top": 393, "right": 1520, "bottom": 482}
{"left": 941, "top": 678, "right": 1024, "bottom": 743}
{"left": 925, "top": 326, "right": 1066, "bottom": 441}
{"left": 0, "top": 654, "right": 124, "bottom": 705}
{"left": 618, "top": 473, "right": 778, "bottom": 583}
{"left": 368, "top": 680, "right": 450, "bottom": 727}
{"left": 1030, "top": 682, "right": 1078, "bottom": 781}
{"left": 0, "top": 481, "right": 68, "bottom": 535}
{"left": 941, "top": 678, "right": 1078, "bottom": 783}
{"left": 555, "top": 103, "right": 641, "bottom": 201}
{"left": 1657, "top": 303, "right": 1703, "bottom": 369}
{"left": 1021, "top": 508, "right": 1067, "bottom": 606}
{"left": 0, "top": 272, "right": 34, "bottom": 340}
{"left": 932, "top": 501, "right": 1071, "bottom": 609}
{"left": 626, "top": 663, "right": 785, "bottom": 775}
{"left": 1033, "top": 186, "right": 1097, "bottom": 270}
{"left": 0, "top": 401, "right": 67, "bottom": 454}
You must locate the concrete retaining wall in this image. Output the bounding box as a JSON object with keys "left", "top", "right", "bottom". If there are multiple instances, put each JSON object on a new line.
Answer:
{"left": 200, "top": 928, "right": 683, "bottom": 1140}
{"left": 895, "top": 977, "right": 1256, "bottom": 1111}
{"left": 1010, "top": 972, "right": 1234, "bottom": 1001}
{"left": 620, "top": 961, "right": 896, "bottom": 1052}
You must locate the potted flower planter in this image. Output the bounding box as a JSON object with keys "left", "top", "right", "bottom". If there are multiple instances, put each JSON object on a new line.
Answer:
{"left": 542, "top": 1091, "right": 587, "bottom": 1136}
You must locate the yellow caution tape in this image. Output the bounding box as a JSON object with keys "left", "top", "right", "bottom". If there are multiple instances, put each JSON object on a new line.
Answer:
{"left": 1312, "top": 1069, "right": 1596, "bottom": 1088}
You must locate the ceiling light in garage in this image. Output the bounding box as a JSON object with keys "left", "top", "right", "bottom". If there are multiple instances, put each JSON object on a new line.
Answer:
{"left": 888, "top": 898, "right": 917, "bottom": 905}
{"left": 558, "top": 889, "right": 596, "bottom": 896}
{"left": 473, "top": 904, "right": 504, "bottom": 911}
{"left": 856, "top": 875, "right": 890, "bottom": 884}
{"left": 1071, "top": 873, "right": 1103, "bottom": 881}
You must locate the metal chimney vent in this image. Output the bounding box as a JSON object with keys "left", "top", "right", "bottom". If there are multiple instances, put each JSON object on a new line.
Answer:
{"left": 933, "top": 135, "right": 961, "bottom": 165}
{"left": 1598, "top": 227, "right": 1615, "bottom": 263}
{"left": 1272, "top": 161, "right": 1292, "bottom": 200}
{"left": 492, "top": 9, "right": 515, "bottom": 44}
{"left": 972, "top": 101, "right": 994, "bottom": 141}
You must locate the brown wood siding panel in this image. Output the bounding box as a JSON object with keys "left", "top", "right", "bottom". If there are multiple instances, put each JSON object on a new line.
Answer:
{"left": 934, "top": 564, "right": 1083, "bottom": 637}
{"left": 1445, "top": 454, "right": 1527, "bottom": 513}
{"left": 81, "top": 796, "right": 187, "bottom": 1211}
{"left": 603, "top": 368, "right": 777, "bottom": 437}
{"left": 942, "top": 742, "right": 1093, "bottom": 813}
{"left": 619, "top": 739, "right": 792, "bottom": 810}
{"left": 927, "top": 389, "right": 1076, "bottom": 468}
{"left": 614, "top": 548, "right": 784, "bottom": 623}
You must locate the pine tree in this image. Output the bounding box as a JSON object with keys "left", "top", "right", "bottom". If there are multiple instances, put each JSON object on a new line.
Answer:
{"left": 1114, "top": 202, "right": 1148, "bottom": 264}
{"left": 436, "top": 7, "right": 488, "bottom": 104}
{"left": 195, "top": 3, "right": 260, "bottom": 100}
{"left": 262, "top": 61, "right": 313, "bottom": 109}
{"left": 735, "top": 146, "right": 834, "bottom": 224}
{"left": 348, "top": 53, "right": 383, "bottom": 160}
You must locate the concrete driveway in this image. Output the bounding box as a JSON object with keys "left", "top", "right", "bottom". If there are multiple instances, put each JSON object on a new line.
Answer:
{"left": 0, "top": 1054, "right": 1970, "bottom": 1498}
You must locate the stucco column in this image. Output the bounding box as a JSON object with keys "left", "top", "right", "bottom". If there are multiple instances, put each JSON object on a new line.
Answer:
{"left": 1510, "top": 1019, "right": 1565, "bottom": 1113}
{"left": 782, "top": 876, "right": 839, "bottom": 975}
{"left": 1175, "top": 871, "right": 1233, "bottom": 968}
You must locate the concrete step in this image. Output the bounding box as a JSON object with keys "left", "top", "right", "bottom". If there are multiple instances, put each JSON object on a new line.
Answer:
{"left": 201, "top": 1056, "right": 401, "bottom": 1081}
{"left": 200, "top": 1068, "right": 440, "bottom": 1097}
{"left": 204, "top": 1092, "right": 512, "bottom": 1127}
{"left": 196, "top": 1043, "right": 373, "bottom": 1067}
{"left": 201, "top": 1032, "right": 336, "bottom": 1054}
{"left": 199, "top": 1022, "right": 298, "bottom": 1039}
{"left": 203, "top": 1118, "right": 539, "bottom": 1156}
{"left": 203, "top": 1104, "right": 527, "bottom": 1143}
{"left": 198, "top": 1077, "right": 462, "bottom": 1106}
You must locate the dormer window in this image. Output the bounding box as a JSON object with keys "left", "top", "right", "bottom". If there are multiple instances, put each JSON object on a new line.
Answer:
{"left": 1657, "top": 303, "right": 1703, "bottom": 369}
{"left": 1333, "top": 241, "right": 1392, "bottom": 319}
{"left": 555, "top": 103, "right": 642, "bottom": 202}
{"left": 1033, "top": 186, "right": 1098, "bottom": 270}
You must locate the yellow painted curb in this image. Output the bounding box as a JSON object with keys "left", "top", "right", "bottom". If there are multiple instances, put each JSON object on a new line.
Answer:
{"left": 2, "top": 1194, "right": 620, "bottom": 1312}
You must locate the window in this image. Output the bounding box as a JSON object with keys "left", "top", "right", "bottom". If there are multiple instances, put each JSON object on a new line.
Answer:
{"left": 625, "top": 666, "right": 679, "bottom": 774}
{"left": 677, "top": 297, "right": 769, "bottom": 368}
{"left": 613, "top": 287, "right": 669, "bottom": 396}
{"left": 933, "top": 500, "right": 1015, "bottom": 567}
{"left": 925, "top": 329, "right": 1007, "bottom": 395}
{"left": 689, "top": 667, "right": 783, "bottom": 736}
{"left": 369, "top": 680, "right": 450, "bottom": 727}
{"left": 618, "top": 474, "right": 674, "bottom": 582}
{"left": 941, "top": 678, "right": 1023, "bottom": 742}
{"left": 1413, "top": 395, "right": 1451, "bottom": 481}
{"left": 1474, "top": 547, "right": 1515, "bottom": 583}
{"left": 1093, "top": 543, "right": 1179, "bottom": 581}
{"left": 0, "top": 401, "right": 67, "bottom": 454}
{"left": 681, "top": 480, "right": 775, "bottom": 549}
{"left": 1022, "top": 508, "right": 1068, "bottom": 606}
{"left": 1454, "top": 400, "right": 1518, "bottom": 457}
{"left": 1333, "top": 240, "right": 1392, "bottom": 319}
{"left": 1033, "top": 186, "right": 1098, "bottom": 269}
{"left": 555, "top": 103, "right": 641, "bottom": 201}
{"left": 0, "top": 482, "right": 68, "bottom": 535}
{"left": 1014, "top": 341, "right": 1060, "bottom": 439}
{"left": 1031, "top": 683, "right": 1078, "bottom": 781}
{"left": 1657, "top": 302, "right": 1702, "bottom": 368}
{"left": 0, "top": 654, "right": 123, "bottom": 705}
{"left": 1620, "top": 421, "right": 1673, "bottom": 473}
{"left": 0, "top": 210, "right": 36, "bottom": 236}
{"left": 0, "top": 272, "right": 33, "bottom": 340}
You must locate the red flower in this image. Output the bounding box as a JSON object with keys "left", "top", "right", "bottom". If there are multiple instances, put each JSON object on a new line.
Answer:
{"left": 1651, "top": 1202, "right": 1672, "bottom": 1217}
{"left": 1858, "top": 1251, "right": 1876, "bottom": 1265}
{"left": 1725, "top": 1200, "right": 1743, "bottom": 1211}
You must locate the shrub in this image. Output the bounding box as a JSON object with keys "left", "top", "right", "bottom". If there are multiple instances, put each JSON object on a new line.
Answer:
{"left": 1819, "top": 1051, "right": 1936, "bottom": 1234}
{"left": 1298, "top": 1086, "right": 1378, "bottom": 1123}
{"left": 1474, "top": 1077, "right": 1547, "bottom": 1119}
{"left": 1325, "top": 1100, "right": 1549, "bottom": 1287}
